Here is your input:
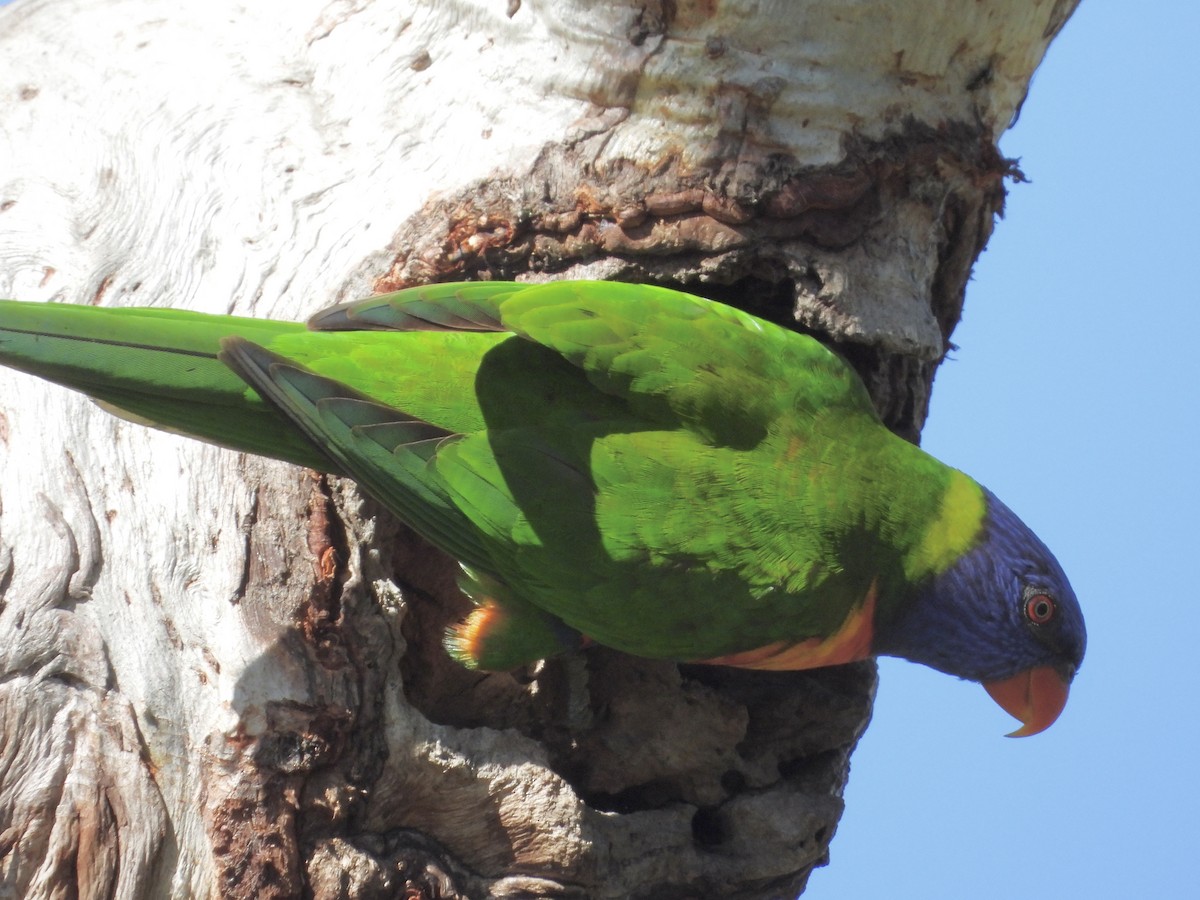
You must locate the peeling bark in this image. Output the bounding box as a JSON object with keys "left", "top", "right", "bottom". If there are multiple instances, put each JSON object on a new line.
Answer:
{"left": 0, "top": 0, "right": 1078, "bottom": 896}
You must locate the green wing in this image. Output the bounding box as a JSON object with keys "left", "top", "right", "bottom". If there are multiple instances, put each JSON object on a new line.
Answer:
{"left": 313, "top": 280, "right": 880, "bottom": 445}
{"left": 218, "top": 338, "right": 497, "bottom": 571}
{"left": 303, "top": 282, "right": 893, "bottom": 662}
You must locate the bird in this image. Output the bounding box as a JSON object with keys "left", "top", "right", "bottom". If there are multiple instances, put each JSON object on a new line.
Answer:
{"left": 0, "top": 280, "right": 1085, "bottom": 736}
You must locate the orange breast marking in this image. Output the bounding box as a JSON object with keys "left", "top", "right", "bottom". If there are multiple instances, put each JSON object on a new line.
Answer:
{"left": 695, "top": 580, "right": 877, "bottom": 671}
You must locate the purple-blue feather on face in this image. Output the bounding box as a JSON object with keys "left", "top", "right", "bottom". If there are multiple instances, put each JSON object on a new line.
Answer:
{"left": 876, "top": 489, "right": 1086, "bottom": 736}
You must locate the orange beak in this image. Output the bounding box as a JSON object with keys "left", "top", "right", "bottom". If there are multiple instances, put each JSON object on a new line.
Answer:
{"left": 983, "top": 665, "right": 1071, "bottom": 737}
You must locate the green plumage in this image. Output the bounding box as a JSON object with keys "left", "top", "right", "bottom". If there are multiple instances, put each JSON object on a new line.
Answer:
{"left": 0, "top": 282, "right": 983, "bottom": 670}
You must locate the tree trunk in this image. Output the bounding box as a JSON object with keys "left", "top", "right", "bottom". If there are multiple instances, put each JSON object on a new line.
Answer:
{"left": 0, "top": 0, "right": 1078, "bottom": 896}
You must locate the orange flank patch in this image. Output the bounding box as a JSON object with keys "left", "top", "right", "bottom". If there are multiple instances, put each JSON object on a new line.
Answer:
{"left": 697, "top": 580, "right": 878, "bottom": 671}
{"left": 454, "top": 600, "right": 504, "bottom": 661}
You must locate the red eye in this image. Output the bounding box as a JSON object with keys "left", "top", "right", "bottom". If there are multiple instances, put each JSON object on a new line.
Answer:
{"left": 1025, "top": 594, "right": 1056, "bottom": 625}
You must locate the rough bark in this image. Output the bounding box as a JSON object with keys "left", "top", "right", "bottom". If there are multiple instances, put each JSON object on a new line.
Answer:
{"left": 0, "top": 0, "right": 1078, "bottom": 896}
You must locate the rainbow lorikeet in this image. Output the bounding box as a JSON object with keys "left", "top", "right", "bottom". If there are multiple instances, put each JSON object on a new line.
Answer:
{"left": 0, "top": 281, "right": 1085, "bottom": 735}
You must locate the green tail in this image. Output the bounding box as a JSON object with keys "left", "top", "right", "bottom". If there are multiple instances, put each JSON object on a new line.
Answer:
{"left": 0, "top": 300, "right": 334, "bottom": 471}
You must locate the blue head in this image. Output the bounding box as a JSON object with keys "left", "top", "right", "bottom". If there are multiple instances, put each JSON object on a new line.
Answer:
{"left": 876, "top": 488, "right": 1086, "bottom": 735}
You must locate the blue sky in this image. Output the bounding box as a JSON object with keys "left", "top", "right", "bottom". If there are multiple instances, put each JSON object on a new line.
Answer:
{"left": 816, "top": 4, "right": 1200, "bottom": 898}
{"left": 2, "top": 1, "right": 1193, "bottom": 897}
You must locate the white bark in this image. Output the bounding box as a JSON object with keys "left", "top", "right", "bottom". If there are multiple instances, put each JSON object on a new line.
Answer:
{"left": 0, "top": 0, "right": 1077, "bottom": 896}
